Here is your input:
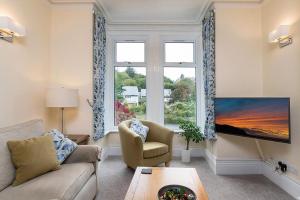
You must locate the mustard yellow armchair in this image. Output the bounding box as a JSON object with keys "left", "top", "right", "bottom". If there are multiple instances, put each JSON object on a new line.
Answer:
{"left": 118, "top": 120, "right": 174, "bottom": 169}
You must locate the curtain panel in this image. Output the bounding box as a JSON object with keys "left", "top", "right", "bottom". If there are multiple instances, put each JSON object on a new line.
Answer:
{"left": 202, "top": 9, "right": 216, "bottom": 140}
{"left": 93, "top": 7, "right": 106, "bottom": 140}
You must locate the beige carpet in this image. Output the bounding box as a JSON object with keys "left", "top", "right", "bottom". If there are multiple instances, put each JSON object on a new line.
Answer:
{"left": 96, "top": 156, "right": 295, "bottom": 200}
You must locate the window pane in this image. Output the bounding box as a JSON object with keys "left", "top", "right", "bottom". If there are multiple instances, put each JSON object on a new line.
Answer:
{"left": 165, "top": 43, "right": 194, "bottom": 63}
{"left": 115, "top": 67, "right": 146, "bottom": 125}
{"left": 164, "top": 67, "right": 196, "bottom": 129}
{"left": 116, "top": 42, "right": 145, "bottom": 63}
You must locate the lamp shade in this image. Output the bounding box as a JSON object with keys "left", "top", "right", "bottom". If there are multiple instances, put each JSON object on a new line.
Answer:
{"left": 0, "top": 16, "right": 26, "bottom": 37}
{"left": 46, "top": 88, "right": 79, "bottom": 108}
{"left": 269, "top": 25, "right": 290, "bottom": 43}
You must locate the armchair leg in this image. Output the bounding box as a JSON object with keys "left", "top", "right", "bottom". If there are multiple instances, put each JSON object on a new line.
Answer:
{"left": 165, "top": 162, "right": 170, "bottom": 167}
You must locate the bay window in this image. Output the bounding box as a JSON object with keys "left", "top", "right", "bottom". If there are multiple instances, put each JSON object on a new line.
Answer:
{"left": 107, "top": 37, "right": 200, "bottom": 132}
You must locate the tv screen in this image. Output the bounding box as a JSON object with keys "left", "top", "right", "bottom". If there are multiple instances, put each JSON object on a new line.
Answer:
{"left": 215, "top": 98, "right": 290, "bottom": 143}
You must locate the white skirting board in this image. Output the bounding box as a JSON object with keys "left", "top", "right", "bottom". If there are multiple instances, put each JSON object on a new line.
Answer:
{"left": 101, "top": 146, "right": 122, "bottom": 160}
{"left": 262, "top": 162, "right": 300, "bottom": 199}
{"left": 204, "top": 150, "right": 300, "bottom": 199}
{"left": 172, "top": 147, "right": 204, "bottom": 157}
{"left": 215, "top": 159, "right": 262, "bottom": 175}
{"left": 204, "top": 149, "right": 217, "bottom": 174}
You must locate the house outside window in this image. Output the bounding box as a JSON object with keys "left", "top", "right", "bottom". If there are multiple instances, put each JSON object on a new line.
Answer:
{"left": 163, "top": 42, "right": 197, "bottom": 129}
{"left": 114, "top": 42, "right": 146, "bottom": 125}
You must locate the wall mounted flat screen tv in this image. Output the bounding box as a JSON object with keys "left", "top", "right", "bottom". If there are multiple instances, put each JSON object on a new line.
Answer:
{"left": 215, "top": 98, "right": 290, "bottom": 143}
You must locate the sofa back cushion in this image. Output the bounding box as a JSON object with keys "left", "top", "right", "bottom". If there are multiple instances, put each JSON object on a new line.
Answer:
{"left": 7, "top": 135, "right": 60, "bottom": 186}
{"left": 0, "top": 119, "right": 44, "bottom": 191}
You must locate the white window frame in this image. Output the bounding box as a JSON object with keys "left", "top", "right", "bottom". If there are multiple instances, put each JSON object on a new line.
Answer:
{"left": 161, "top": 39, "right": 200, "bottom": 128}
{"left": 105, "top": 37, "right": 149, "bottom": 131}
{"left": 162, "top": 40, "right": 196, "bottom": 67}
{"left": 105, "top": 34, "right": 202, "bottom": 133}
{"left": 114, "top": 40, "right": 147, "bottom": 67}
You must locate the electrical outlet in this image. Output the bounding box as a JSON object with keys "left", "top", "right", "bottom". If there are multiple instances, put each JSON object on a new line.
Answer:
{"left": 265, "top": 158, "right": 298, "bottom": 175}
{"left": 278, "top": 161, "right": 287, "bottom": 173}
{"left": 276, "top": 160, "right": 298, "bottom": 175}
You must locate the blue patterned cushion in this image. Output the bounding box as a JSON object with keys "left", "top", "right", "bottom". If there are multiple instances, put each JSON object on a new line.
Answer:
{"left": 130, "top": 119, "right": 149, "bottom": 143}
{"left": 45, "top": 129, "right": 77, "bottom": 164}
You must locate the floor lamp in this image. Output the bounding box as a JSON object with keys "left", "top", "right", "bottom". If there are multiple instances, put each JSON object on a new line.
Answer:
{"left": 46, "top": 87, "right": 79, "bottom": 134}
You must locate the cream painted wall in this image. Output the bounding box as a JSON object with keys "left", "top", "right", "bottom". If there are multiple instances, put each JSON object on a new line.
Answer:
{"left": 0, "top": 0, "right": 51, "bottom": 128}
{"left": 260, "top": 0, "right": 300, "bottom": 182}
{"left": 48, "top": 4, "right": 94, "bottom": 134}
{"left": 210, "top": 3, "right": 263, "bottom": 159}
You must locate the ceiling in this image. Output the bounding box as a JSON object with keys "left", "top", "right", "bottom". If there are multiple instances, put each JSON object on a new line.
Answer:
{"left": 49, "top": 0, "right": 263, "bottom": 25}
{"left": 97, "top": 0, "right": 210, "bottom": 24}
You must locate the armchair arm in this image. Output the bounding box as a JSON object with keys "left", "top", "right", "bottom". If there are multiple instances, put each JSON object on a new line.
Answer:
{"left": 118, "top": 121, "right": 143, "bottom": 168}
{"left": 64, "top": 145, "right": 101, "bottom": 165}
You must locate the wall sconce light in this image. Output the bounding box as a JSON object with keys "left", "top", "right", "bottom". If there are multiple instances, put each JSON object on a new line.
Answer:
{"left": 269, "top": 25, "right": 293, "bottom": 48}
{"left": 0, "top": 16, "right": 26, "bottom": 43}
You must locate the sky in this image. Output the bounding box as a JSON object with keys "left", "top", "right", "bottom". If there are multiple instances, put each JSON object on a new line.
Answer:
{"left": 215, "top": 98, "right": 290, "bottom": 137}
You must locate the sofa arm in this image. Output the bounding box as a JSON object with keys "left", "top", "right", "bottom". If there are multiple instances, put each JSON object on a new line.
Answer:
{"left": 64, "top": 145, "right": 101, "bottom": 165}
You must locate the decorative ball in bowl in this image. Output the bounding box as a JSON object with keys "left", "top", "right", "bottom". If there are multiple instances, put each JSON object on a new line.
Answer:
{"left": 158, "top": 185, "right": 196, "bottom": 200}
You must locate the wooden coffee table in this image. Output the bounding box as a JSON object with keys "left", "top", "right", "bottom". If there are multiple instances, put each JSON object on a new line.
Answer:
{"left": 125, "top": 167, "right": 208, "bottom": 200}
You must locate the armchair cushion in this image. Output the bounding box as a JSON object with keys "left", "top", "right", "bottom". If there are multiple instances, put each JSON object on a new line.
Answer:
{"left": 143, "top": 142, "right": 168, "bottom": 159}
{"left": 130, "top": 119, "right": 149, "bottom": 143}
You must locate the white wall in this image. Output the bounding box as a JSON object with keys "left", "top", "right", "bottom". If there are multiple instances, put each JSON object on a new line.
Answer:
{"left": 0, "top": 0, "right": 51, "bottom": 128}
{"left": 260, "top": 0, "right": 300, "bottom": 182}
{"left": 209, "top": 3, "right": 263, "bottom": 160}
{"left": 211, "top": 0, "right": 300, "bottom": 184}
{"left": 48, "top": 4, "right": 94, "bottom": 134}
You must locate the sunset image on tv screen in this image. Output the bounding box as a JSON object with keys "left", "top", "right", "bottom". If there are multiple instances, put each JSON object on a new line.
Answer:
{"left": 215, "top": 98, "right": 290, "bottom": 143}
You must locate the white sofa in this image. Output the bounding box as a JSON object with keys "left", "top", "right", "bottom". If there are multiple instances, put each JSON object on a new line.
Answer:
{"left": 0, "top": 119, "right": 100, "bottom": 200}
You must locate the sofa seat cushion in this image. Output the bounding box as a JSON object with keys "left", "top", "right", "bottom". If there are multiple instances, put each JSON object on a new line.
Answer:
{"left": 0, "top": 163, "right": 94, "bottom": 200}
{"left": 143, "top": 142, "right": 168, "bottom": 159}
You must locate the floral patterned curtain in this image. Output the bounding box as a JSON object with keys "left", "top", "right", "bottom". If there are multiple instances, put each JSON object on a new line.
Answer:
{"left": 202, "top": 9, "right": 216, "bottom": 140}
{"left": 93, "top": 7, "right": 106, "bottom": 140}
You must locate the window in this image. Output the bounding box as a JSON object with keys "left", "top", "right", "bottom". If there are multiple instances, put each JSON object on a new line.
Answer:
{"left": 108, "top": 38, "right": 200, "bottom": 131}
{"left": 163, "top": 42, "right": 196, "bottom": 129}
{"left": 116, "top": 42, "right": 145, "bottom": 63}
{"left": 114, "top": 42, "right": 146, "bottom": 125}
{"left": 164, "top": 42, "right": 194, "bottom": 63}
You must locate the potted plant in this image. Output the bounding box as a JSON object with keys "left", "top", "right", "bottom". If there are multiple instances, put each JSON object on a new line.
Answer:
{"left": 178, "top": 120, "right": 204, "bottom": 163}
